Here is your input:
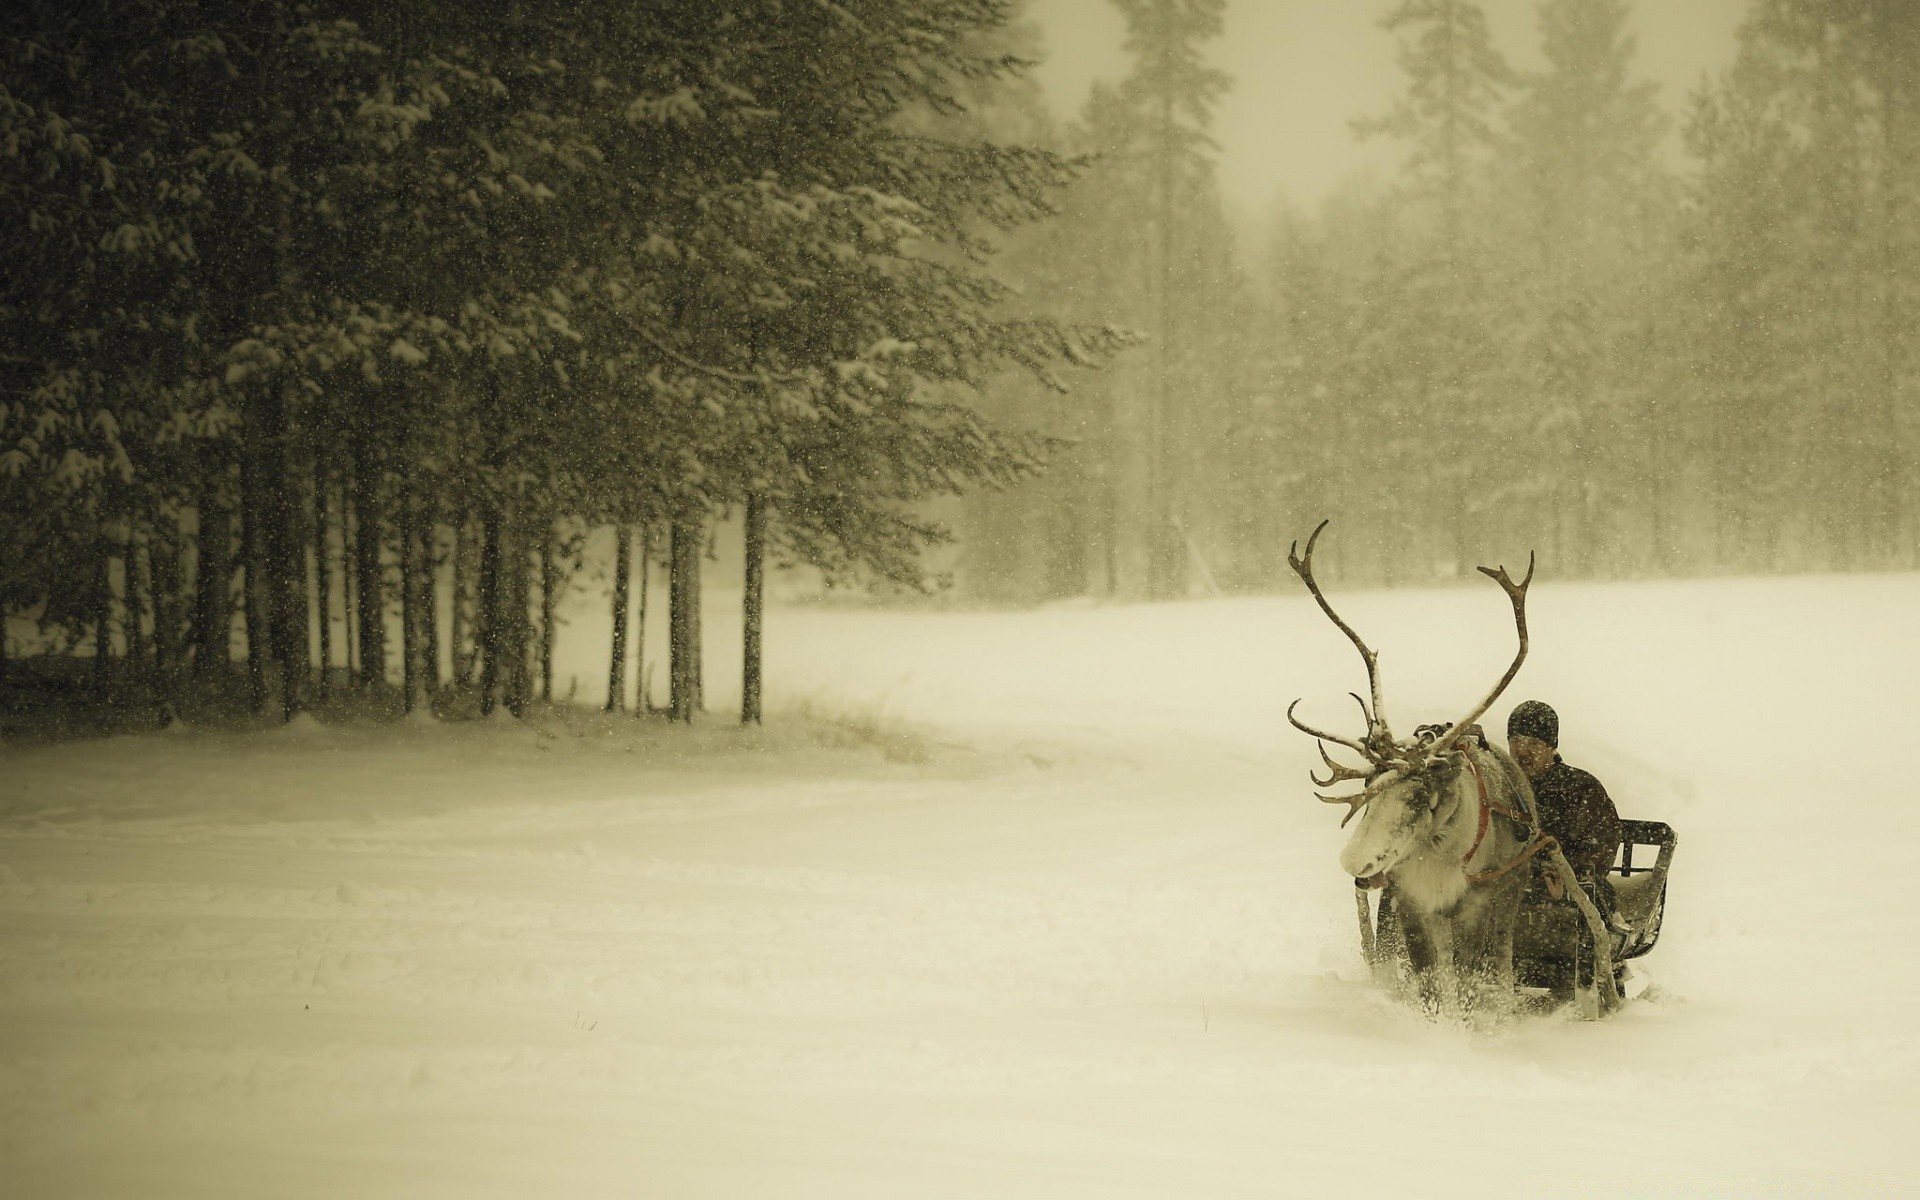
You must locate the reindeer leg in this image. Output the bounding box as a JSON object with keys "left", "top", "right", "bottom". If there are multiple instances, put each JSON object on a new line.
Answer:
{"left": 1431, "top": 922, "right": 1464, "bottom": 1017}
{"left": 1371, "top": 885, "right": 1408, "bottom": 990}
{"left": 1402, "top": 913, "right": 1458, "bottom": 1017}
{"left": 1471, "top": 885, "right": 1522, "bottom": 1022}
{"left": 1399, "top": 909, "right": 1441, "bottom": 1012}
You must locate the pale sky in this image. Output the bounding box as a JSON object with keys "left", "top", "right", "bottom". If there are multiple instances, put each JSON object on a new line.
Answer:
{"left": 1026, "top": 0, "right": 1751, "bottom": 218}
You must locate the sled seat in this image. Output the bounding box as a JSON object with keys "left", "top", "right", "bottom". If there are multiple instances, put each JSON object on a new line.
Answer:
{"left": 1610, "top": 872, "right": 1661, "bottom": 932}
{"left": 1513, "top": 819, "right": 1676, "bottom": 964}
{"left": 1608, "top": 820, "right": 1676, "bottom": 960}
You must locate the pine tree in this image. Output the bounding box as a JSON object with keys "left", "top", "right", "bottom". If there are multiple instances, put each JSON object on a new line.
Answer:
{"left": 1504, "top": 0, "right": 1668, "bottom": 575}
{"left": 3, "top": 0, "right": 1133, "bottom": 728}
{"left": 1112, "top": 0, "right": 1230, "bottom": 598}
{"left": 1353, "top": 0, "right": 1517, "bottom": 578}
{"left": 1677, "top": 0, "right": 1920, "bottom": 571}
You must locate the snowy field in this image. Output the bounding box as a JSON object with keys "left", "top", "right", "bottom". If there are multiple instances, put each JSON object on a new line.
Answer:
{"left": 5, "top": 571, "right": 1920, "bottom": 1198}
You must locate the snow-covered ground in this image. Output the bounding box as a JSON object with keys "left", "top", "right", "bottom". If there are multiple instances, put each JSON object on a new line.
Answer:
{"left": 5, "top": 571, "right": 1919, "bottom": 1198}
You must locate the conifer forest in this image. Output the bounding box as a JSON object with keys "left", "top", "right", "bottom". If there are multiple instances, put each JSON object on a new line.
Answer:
{"left": 3, "top": 0, "right": 1916, "bottom": 727}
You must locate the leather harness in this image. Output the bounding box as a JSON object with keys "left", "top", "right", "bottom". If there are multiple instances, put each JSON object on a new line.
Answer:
{"left": 1456, "top": 748, "right": 1556, "bottom": 885}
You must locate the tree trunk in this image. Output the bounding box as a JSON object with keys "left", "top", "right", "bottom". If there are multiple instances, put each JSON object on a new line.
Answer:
{"left": 449, "top": 519, "right": 469, "bottom": 688}
{"left": 506, "top": 513, "right": 531, "bottom": 718}
{"left": 125, "top": 499, "right": 148, "bottom": 688}
{"left": 400, "top": 479, "right": 421, "bottom": 714}
{"left": 606, "top": 524, "right": 631, "bottom": 712}
{"left": 260, "top": 110, "right": 305, "bottom": 721}
{"left": 634, "top": 523, "right": 651, "bottom": 713}
{"left": 1147, "top": 72, "right": 1187, "bottom": 601}
{"left": 249, "top": 386, "right": 304, "bottom": 722}
{"left": 239, "top": 454, "right": 271, "bottom": 715}
{"left": 352, "top": 435, "right": 385, "bottom": 690}
{"left": 742, "top": 495, "right": 765, "bottom": 726}
{"left": 478, "top": 506, "right": 503, "bottom": 717}
{"left": 538, "top": 526, "right": 556, "bottom": 703}
{"left": 151, "top": 504, "right": 182, "bottom": 718}
{"left": 193, "top": 471, "right": 234, "bottom": 676}
{"left": 92, "top": 523, "right": 112, "bottom": 696}
{"left": 341, "top": 471, "right": 359, "bottom": 680}
{"left": 1874, "top": 9, "right": 1911, "bottom": 567}
{"left": 312, "top": 461, "right": 332, "bottom": 700}
{"left": 669, "top": 508, "right": 703, "bottom": 723}
{"left": 269, "top": 467, "right": 304, "bottom": 724}
{"left": 692, "top": 522, "right": 702, "bottom": 715}
{"left": 420, "top": 513, "right": 441, "bottom": 696}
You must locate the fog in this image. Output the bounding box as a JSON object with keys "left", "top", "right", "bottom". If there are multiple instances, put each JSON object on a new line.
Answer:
{"left": 3, "top": 2, "right": 1917, "bottom": 1192}
{"left": 952, "top": 0, "right": 1917, "bottom": 604}
{"left": 1030, "top": 0, "right": 1748, "bottom": 213}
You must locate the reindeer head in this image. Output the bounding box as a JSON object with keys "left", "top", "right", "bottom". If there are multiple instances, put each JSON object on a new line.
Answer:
{"left": 1285, "top": 520, "right": 1534, "bottom": 877}
{"left": 1335, "top": 756, "right": 1472, "bottom": 882}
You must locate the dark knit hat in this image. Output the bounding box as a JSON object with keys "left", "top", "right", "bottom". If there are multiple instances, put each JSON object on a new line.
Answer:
{"left": 1507, "top": 700, "right": 1559, "bottom": 747}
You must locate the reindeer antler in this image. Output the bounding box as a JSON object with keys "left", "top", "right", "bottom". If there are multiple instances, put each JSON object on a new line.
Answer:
{"left": 1309, "top": 740, "right": 1375, "bottom": 789}
{"left": 1286, "top": 698, "right": 1380, "bottom": 764}
{"left": 1420, "top": 553, "right": 1536, "bottom": 758}
{"left": 1289, "top": 520, "right": 1394, "bottom": 751}
{"left": 1286, "top": 522, "right": 1539, "bottom": 828}
{"left": 1318, "top": 788, "right": 1373, "bottom": 828}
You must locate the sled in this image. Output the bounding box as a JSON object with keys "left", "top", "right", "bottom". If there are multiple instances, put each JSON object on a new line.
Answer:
{"left": 1512, "top": 819, "right": 1677, "bottom": 1016}
{"left": 1360, "top": 818, "right": 1678, "bottom": 1019}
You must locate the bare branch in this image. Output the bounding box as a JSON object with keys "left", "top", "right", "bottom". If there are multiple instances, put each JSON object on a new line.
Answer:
{"left": 635, "top": 326, "right": 808, "bottom": 387}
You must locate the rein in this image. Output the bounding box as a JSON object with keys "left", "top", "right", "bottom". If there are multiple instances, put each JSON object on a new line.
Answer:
{"left": 1455, "top": 748, "right": 1544, "bottom": 885}
{"left": 1465, "top": 833, "right": 1559, "bottom": 885}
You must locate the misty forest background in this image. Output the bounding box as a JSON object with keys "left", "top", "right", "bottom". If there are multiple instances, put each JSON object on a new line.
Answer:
{"left": 3, "top": 0, "right": 1915, "bottom": 729}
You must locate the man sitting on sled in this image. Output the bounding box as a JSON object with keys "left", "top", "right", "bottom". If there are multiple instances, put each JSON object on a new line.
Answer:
{"left": 1505, "top": 700, "right": 1621, "bottom": 901}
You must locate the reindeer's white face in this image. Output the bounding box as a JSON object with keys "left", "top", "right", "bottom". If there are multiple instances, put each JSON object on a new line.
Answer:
{"left": 1338, "top": 758, "right": 1465, "bottom": 883}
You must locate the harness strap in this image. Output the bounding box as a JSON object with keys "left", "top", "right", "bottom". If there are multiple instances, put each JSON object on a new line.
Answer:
{"left": 1458, "top": 748, "right": 1538, "bottom": 882}
{"left": 1466, "top": 833, "right": 1560, "bottom": 886}
{"left": 1460, "top": 751, "right": 1493, "bottom": 867}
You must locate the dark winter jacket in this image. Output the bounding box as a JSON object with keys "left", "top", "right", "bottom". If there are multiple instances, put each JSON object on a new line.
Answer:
{"left": 1531, "top": 757, "right": 1621, "bottom": 882}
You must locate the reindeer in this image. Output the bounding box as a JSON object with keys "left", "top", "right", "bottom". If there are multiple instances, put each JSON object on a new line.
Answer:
{"left": 1286, "top": 520, "right": 1540, "bottom": 1016}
